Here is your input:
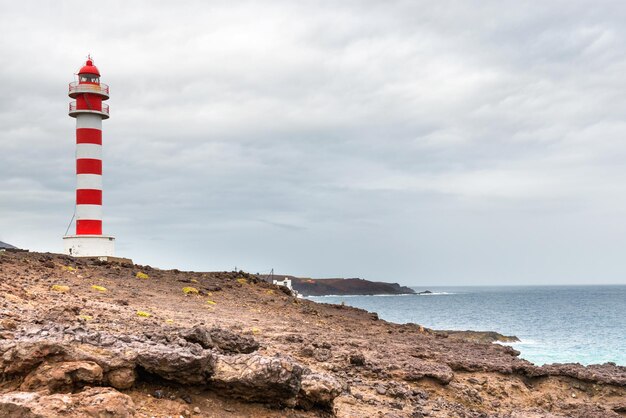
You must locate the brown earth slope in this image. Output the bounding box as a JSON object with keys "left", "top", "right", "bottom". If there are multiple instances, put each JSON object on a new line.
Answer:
{"left": 0, "top": 250, "right": 624, "bottom": 417}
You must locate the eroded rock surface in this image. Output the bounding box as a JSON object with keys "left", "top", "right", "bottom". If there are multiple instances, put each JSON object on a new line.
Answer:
{"left": 0, "top": 387, "right": 135, "bottom": 418}
{"left": 0, "top": 250, "right": 624, "bottom": 417}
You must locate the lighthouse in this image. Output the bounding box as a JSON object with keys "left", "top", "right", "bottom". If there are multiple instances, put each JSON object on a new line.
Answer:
{"left": 63, "top": 57, "right": 115, "bottom": 258}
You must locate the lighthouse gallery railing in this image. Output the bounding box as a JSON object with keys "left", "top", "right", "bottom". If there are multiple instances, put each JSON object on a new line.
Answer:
{"left": 68, "top": 82, "right": 110, "bottom": 96}
{"left": 69, "top": 102, "right": 109, "bottom": 116}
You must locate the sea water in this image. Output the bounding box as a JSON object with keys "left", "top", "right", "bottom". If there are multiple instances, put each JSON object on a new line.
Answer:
{"left": 308, "top": 285, "right": 626, "bottom": 366}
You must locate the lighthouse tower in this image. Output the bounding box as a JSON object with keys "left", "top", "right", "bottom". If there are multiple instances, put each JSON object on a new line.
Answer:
{"left": 63, "top": 57, "right": 115, "bottom": 258}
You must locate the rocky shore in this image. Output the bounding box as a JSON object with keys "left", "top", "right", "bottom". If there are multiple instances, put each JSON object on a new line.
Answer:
{"left": 290, "top": 277, "right": 415, "bottom": 296}
{"left": 0, "top": 250, "right": 624, "bottom": 417}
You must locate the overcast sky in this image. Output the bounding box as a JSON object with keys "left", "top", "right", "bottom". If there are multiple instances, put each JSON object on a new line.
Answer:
{"left": 2, "top": 1, "right": 626, "bottom": 285}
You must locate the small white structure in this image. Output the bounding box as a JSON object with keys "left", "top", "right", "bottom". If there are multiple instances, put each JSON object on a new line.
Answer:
{"left": 273, "top": 277, "right": 293, "bottom": 291}
{"left": 63, "top": 235, "right": 115, "bottom": 258}
{"left": 272, "top": 277, "right": 303, "bottom": 298}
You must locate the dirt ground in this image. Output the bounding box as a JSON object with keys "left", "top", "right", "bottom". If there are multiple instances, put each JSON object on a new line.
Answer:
{"left": 0, "top": 250, "right": 624, "bottom": 417}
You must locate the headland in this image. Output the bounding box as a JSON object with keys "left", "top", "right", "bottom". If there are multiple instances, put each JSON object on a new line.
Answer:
{"left": 0, "top": 250, "right": 624, "bottom": 417}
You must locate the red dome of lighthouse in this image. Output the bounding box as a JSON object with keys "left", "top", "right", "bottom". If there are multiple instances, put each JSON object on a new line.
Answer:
{"left": 78, "top": 59, "right": 100, "bottom": 76}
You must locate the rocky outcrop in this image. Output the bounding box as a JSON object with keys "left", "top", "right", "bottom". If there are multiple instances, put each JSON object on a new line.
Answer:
{"left": 0, "top": 325, "right": 341, "bottom": 413}
{"left": 290, "top": 277, "right": 415, "bottom": 296}
{"left": 530, "top": 362, "right": 626, "bottom": 386}
{"left": 1, "top": 250, "right": 624, "bottom": 417}
{"left": 437, "top": 330, "right": 520, "bottom": 343}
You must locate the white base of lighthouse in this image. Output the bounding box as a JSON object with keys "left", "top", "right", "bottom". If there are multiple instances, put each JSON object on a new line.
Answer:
{"left": 63, "top": 235, "right": 115, "bottom": 258}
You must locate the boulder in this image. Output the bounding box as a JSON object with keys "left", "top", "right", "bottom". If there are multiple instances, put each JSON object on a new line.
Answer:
{"left": 181, "top": 325, "right": 259, "bottom": 354}
{"left": 298, "top": 372, "right": 342, "bottom": 410}
{"left": 208, "top": 327, "right": 259, "bottom": 354}
{"left": 211, "top": 354, "right": 303, "bottom": 406}
{"left": 21, "top": 361, "right": 103, "bottom": 393}
{"left": 135, "top": 344, "right": 215, "bottom": 385}
{"left": 0, "top": 341, "right": 65, "bottom": 375}
{"left": 105, "top": 368, "right": 137, "bottom": 390}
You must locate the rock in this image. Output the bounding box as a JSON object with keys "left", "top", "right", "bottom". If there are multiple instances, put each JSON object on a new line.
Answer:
{"left": 298, "top": 373, "right": 342, "bottom": 410}
{"left": 208, "top": 327, "right": 259, "bottom": 354}
{"left": 402, "top": 360, "right": 454, "bottom": 385}
{"left": 135, "top": 344, "right": 215, "bottom": 385}
{"left": 531, "top": 362, "right": 626, "bottom": 386}
{"left": 349, "top": 353, "right": 366, "bottom": 366}
{"left": 181, "top": 326, "right": 259, "bottom": 354}
{"left": 180, "top": 325, "right": 214, "bottom": 349}
{"left": 313, "top": 347, "right": 332, "bottom": 362}
{"left": 74, "top": 387, "right": 136, "bottom": 417}
{"left": 0, "top": 341, "right": 65, "bottom": 374}
{"left": 21, "top": 361, "right": 103, "bottom": 393}
{"left": 0, "top": 387, "right": 134, "bottom": 417}
{"left": 211, "top": 354, "right": 304, "bottom": 406}
{"left": 437, "top": 330, "right": 520, "bottom": 343}
{"left": 106, "top": 368, "right": 136, "bottom": 390}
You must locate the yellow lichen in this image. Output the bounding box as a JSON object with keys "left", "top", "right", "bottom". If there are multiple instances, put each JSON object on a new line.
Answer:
{"left": 265, "top": 290, "right": 275, "bottom": 295}
{"left": 206, "top": 299, "right": 217, "bottom": 305}
{"left": 91, "top": 285, "right": 107, "bottom": 292}
{"left": 190, "top": 278, "right": 198, "bottom": 283}
{"left": 182, "top": 287, "right": 199, "bottom": 295}
{"left": 251, "top": 327, "right": 261, "bottom": 335}
{"left": 165, "top": 319, "right": 174, "bottom": 324}
{"left": 78, "top": 315, "right": 93, "bottom": 321}
{"left": 63, "top": 266, "right": 77, "bottom": 272}
{"left": 136, "top": 311, "right": 151, "bottom": 317}
{"left": 236, "top": 278, "right": 247, "bottom": 284}
{"left": 136, "top": 272, "right": 149, "bottom": 279}
{"left": 51, "top": 285, "right": 70, "bottom": 292}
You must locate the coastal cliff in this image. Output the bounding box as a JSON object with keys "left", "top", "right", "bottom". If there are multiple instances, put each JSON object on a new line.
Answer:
{"left": 0, "top": 250, "right": 624, "bottom": 417}
{"left": 290, "top": 277, "right": 415, "bottom": 296}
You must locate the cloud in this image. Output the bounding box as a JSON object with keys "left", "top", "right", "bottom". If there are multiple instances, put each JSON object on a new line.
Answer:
{"left": 2, "top": 1, "right": 626, "bottom": 284}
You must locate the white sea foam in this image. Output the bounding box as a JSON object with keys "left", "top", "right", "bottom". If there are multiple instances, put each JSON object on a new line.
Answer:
{"left": 417, "top": 292, "right": 456, "bottom": 296}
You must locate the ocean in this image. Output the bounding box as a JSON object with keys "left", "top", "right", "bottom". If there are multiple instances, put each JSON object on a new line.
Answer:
{"left": 307, "top": 285, "right": 626, "bottom": 366}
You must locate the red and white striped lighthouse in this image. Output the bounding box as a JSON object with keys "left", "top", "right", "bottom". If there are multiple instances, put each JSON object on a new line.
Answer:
{"left": 63, "top": 57, "right": 115, "bottom": 257}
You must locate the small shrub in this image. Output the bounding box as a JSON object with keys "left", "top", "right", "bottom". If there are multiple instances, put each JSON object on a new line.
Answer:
{"left": 51, "top": 285, "right": 70, "bottom": 292}
{"left": 91, "top": 285, "right": 107, "bottom": 292}
{"left": 190, "top": 278, "right": 198, "bottom": 283}
{"left": 136, "top": 311, "right": 151, "bottom": 317}
{"left": 136, "top": 272, "right": 149, "bottom": 279}
{"left": 251, "top": 327, "right": 261, "bottom": 335}
{"left": 182, "top": 287, "right": 199, "bottom": 295}
{"left": 236, "top": 278, "right": 247, "bottom": 285}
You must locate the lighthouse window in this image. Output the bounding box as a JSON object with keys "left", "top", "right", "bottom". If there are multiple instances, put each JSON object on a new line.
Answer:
{"left": 80, "top": 74, "right": 99, "bottom": 83}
